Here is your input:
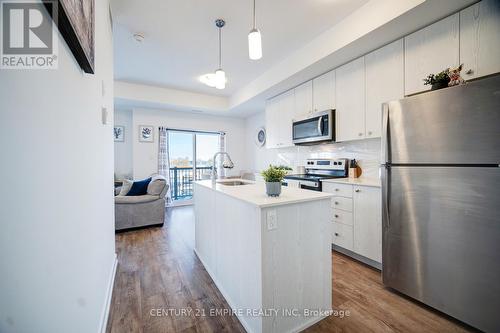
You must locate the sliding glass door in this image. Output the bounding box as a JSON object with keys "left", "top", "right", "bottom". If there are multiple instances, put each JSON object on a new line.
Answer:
{"left": 195, "top": 133, "right": 219, "bottom": 180}
{"left": 168, "top": 130, "right": 220, "bottom": 204}
{"left": 168, "top": 131, "right": 194, "bottom": 203}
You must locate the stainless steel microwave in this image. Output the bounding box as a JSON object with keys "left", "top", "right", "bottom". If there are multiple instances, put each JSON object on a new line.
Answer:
{"left": 292, "top": 109, "right": 335, "bottom": 145}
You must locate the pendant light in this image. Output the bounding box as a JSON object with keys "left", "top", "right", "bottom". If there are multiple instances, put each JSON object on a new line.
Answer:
{"left": 248, "top": 0, "right": 262, "bottom": 60}
{"left": 215, "top": 19, "right": 226, "bottom": 90}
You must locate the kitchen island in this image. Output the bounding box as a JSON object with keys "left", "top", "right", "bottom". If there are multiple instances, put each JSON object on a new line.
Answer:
{"left": 193, "top": 179, "right": 333, "bottom": 333}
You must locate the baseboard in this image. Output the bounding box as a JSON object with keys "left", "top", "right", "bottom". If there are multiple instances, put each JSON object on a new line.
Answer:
{"left": 99, "top": 253, "right": 118, "bottom": 333}
{"left": 115, "top": 223, "right": 164, "bottom": 233}
{"left": 332, "top": 245, "right": 382, "bottom": 270}
{"left": 292, "top": 314, "right": 330, "bottom": 333}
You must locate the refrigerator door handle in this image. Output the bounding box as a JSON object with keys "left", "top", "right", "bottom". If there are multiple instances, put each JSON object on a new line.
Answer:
{"left": 381, "top": 164, "right": 391, "bottom": 229}
{"left": 381, "top": 103, "right": 390, "bottom": 164}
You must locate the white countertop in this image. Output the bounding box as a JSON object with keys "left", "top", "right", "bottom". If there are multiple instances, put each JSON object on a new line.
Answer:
{"left": 194, "top": 179, "right": 333, "bottom": 208}
{"left": 321, "top": 177, "right": 381, "bottom": 188}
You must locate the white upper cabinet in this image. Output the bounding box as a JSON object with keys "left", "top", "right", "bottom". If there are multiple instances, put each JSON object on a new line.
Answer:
{"left": 404, "top": 14, "right": 460, "bottom": 96}
{"left": 336, "top": 57, "right": 366, "bottom": 142}
{"left": 279, "top": 89, "right": 295, "bottom": 147}
{"left": 293, "top": 81, "right": 313, "bottom": 118}
{"left": 353, "top": 186, "right": 382, "bottom": 263}
{"left": 365, "top": 39, "right": 404, "bottom": 138}
{"left": 312, "top": 71, "right": 336, "bottom": 113}
{"left": 265, "top": 90, "right": 294, "bottom": 149}
{"left": 460, "top": 0, "right": 500, "bottom": 80}
{"left": 265, "top": 96, "right": 280, "bottom": 149}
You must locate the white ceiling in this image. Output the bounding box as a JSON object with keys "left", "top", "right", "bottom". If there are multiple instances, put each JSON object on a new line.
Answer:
{"left": 111, "top": 0, "right": 369, "bottom": 97}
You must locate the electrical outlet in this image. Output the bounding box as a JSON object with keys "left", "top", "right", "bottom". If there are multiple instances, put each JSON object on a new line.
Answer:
{"left": 267, "top": 210, "right": 277, "bottom": 231}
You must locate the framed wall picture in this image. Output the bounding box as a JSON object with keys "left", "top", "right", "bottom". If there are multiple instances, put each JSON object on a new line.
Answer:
{"left": 114, "top": 126, "right": 124, "bottom": 142}
{"left": 139, "top": 125, "right": 154, "bottom": 142}
{"left": 44, "top": 0, "right": 95, "bottom": 74}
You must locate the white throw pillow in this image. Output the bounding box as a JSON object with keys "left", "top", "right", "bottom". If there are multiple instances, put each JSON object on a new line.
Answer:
{"left": 118, "top": 179, "right": 133, "bottom": 196}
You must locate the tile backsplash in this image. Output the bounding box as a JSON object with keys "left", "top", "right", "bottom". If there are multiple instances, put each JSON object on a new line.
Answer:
{"left": 251, "top": 138, "right": 381, "bottom": 179}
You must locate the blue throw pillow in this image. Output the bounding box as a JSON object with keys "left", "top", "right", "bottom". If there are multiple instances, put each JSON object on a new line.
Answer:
{"left": 126, "top": 177, "right": 152, "bottom": 196}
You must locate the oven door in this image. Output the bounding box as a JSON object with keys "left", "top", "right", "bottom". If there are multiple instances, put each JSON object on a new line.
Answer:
{"left": 292, "top": 110, "right": 334, "bottom": 144}
{"left": 299, "top": 180, "right": 321, "bottom": 191}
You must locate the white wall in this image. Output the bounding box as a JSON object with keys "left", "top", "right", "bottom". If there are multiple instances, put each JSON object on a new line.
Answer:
{"left": 114, "top": 109, "right": 133, "bottom": 179}
{"left": 0, "top": 1, "right": 116, "bottom": 332}
{"left": 115, "top": 80, "right": 229, "bottom": 113}
{"left": 131, "top": 108, "right": 248, "bottom": 179}
{"left": 245, "top": 112, "right": 381, "bottom": 179}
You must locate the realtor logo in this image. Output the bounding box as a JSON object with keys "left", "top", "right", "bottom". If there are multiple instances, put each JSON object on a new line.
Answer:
{"left": 1, "top": 0, "right": 58, "bottom": 69}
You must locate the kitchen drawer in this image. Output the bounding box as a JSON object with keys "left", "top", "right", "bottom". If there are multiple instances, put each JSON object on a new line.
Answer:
{"left": 322, "top": 182, "right": 353, "bottom": 198}
{"left": 333, "top": 209, "right": 353, "bottom": 226}
{"left": 331, "top": 196, "right": 353, "bottom": 212}
{"left": 332, "top": 222, "right": 354, "bottom": 251}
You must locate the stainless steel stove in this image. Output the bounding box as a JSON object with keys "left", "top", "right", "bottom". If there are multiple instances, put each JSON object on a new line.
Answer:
{"left": 284, "top": 158, "right": 348, "bottom": 191}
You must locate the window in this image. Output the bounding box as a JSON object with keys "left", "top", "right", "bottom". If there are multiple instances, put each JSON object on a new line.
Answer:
{"left": 168, "top": 130, "right": 220, "bottom": 203}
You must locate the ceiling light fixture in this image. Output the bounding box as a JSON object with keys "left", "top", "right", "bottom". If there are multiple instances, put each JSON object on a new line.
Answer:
{"left": 214, "top": 19, "right": 226, "bottom": 90}
{"left": 199, "top": 73, "right": 217, "bottom": 87}
{"left": 248, "top": 0, "right": 262, "bottom": 60}
{"left": 201, "top": 19, "right": 227, "bottom": 90}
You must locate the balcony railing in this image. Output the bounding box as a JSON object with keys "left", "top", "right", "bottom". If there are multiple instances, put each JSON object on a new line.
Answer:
{"left": 169, "top": 166, "right": 213, "bottom": 201}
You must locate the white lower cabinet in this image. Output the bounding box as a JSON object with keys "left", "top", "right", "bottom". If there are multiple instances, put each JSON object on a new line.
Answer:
{"left": 324, "top": 182, "right": 382, "bottom": 264}
{"left": 333, "top": 209, "right": 353, "bottom": 226}
{"left": 332, "top": 222, "right": 353, "bottom": 251}
{"left": 353, "top": 186, "right": 382, "bottom": 263}
{"left": 331, "top": 196, "right": 353, "bottom": 212}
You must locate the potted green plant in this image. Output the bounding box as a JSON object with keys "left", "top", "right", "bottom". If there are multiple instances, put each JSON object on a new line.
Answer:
{"left": 261, "top": 165, "right": 287, "bottom": 197}
{"left": 423, "top": 69, "right": 450, "bottom": 90}
{"left": 271, "top": 164, "right": 293, "bottom": 174}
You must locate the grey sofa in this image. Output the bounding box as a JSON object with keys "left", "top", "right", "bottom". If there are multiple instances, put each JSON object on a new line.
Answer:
{"left": 114, "top": 176, "right": 168, "bottom": 231}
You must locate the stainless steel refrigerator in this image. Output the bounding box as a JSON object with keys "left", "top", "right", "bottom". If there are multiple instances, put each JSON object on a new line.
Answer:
{"left": 381, "top": 75, "right": 500, "bottom": 332}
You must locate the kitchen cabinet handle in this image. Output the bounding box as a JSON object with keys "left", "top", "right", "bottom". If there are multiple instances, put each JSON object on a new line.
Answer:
{"left": 368, "top": 131, "right": 372, "bottom": 135}
{"left": 358, "top": 133, "right": 363, "bottom": 136}
{"left": 355, "top": 189, "right": 360, "bottom": 193}
{"left": 334, "top": 214, "right": 339, "bottom": 218}
{"left": 466, "top": 69, "right": 473, "bottom": 75}
{"left": 317, "top": 116, "right": 323, "bottom": 135}
{"left": 334, "top": 201, "right": 339, "bottom": 205}
{"left": 334, "top": 188, "right": 339, "bottom": 191}
{"left": 334, "top": 233, "right": 339, "bottom": 236}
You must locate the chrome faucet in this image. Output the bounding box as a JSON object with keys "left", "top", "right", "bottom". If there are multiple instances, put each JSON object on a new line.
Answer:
{"left": 211, "top": 151, "right": 234, "bottom": 183}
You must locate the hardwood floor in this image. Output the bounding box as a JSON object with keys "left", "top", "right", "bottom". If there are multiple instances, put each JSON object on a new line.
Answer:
{"left": 106, "top": 206, "right": 475, "bottom": 333}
